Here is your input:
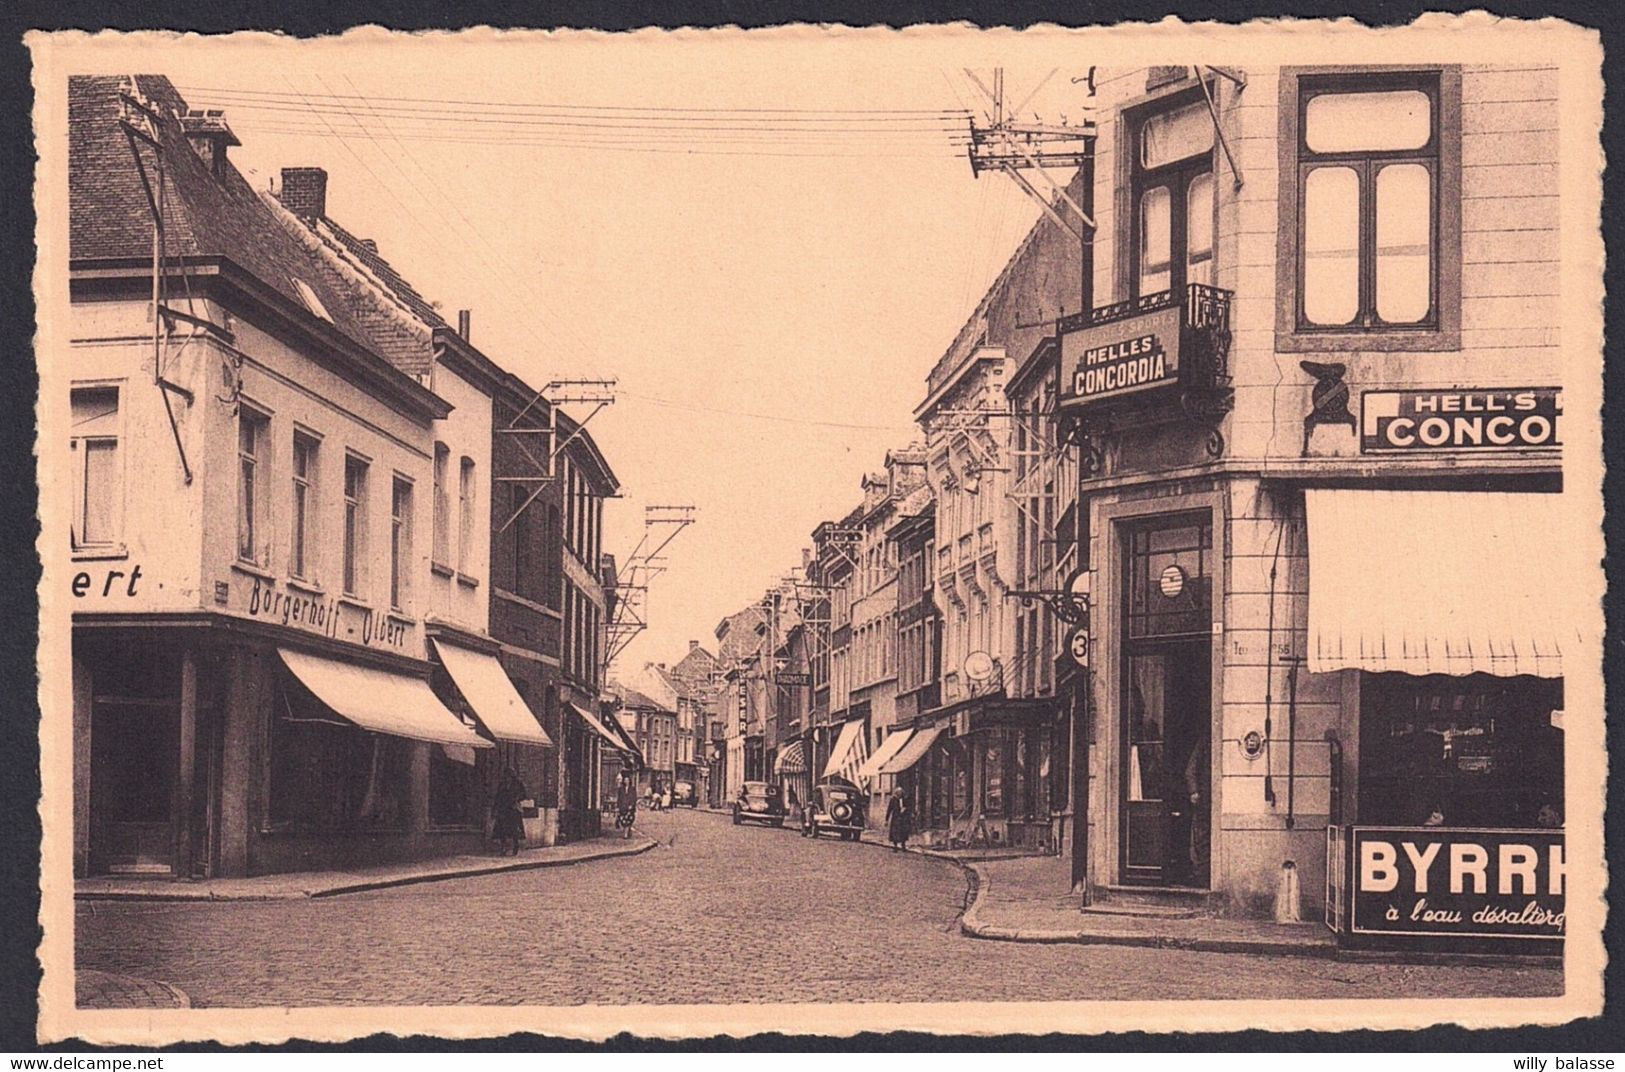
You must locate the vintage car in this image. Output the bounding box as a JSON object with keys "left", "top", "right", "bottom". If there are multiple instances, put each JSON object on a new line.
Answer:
{"left": 732, "top": 781, "right": 787, "bottom": 826}
{"left": 803, "top": 780, "right": 867, "bottom": 841}
{"left": 672, "top": 780, "right": 698, "bottom": 807}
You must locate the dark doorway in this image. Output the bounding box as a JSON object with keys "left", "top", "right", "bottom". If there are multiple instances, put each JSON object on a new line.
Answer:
{"left": 1119, "top": 515, "right": 1213, "bottom": 888}
{"left": 90, "top": 697, "right": 179, "bottom": 874}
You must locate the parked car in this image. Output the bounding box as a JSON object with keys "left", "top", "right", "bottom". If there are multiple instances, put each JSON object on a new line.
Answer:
{"left": 673, "top": 780, "right": 697, "bottom": 807}
{"left": 732, "top": 781, "right": 787, "bottom": 826}
{"left": 803, "top": 780, "right": 867, "bottom": 841}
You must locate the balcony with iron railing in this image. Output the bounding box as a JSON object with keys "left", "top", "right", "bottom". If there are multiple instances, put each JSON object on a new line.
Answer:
{"left": 1054, "top": 282, "right": 1235, "bottom": 462}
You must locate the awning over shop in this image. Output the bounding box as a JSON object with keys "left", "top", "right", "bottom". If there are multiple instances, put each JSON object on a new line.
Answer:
{"left": 430, "top": 638, "right": 553, "bottom": 747}
{"left": 277, "top": 648, "right": 492, "bottom": 749}
{"left": 566, "top": 701, "right": 641, "bottom": 765}
{"left": 773, "top": 738, "right": 808, "bottom": 775}
{"left": 1306, "top": 489, "right": 1576, "bottom": 678}
{"left": 823, "top": 718, "right": 868, "bottom": 782}
{"left": 856, "top": 727, "right": 914, "bottom": 779}
{"left": 880, "top": 723, "right": 946, "bottom": 774}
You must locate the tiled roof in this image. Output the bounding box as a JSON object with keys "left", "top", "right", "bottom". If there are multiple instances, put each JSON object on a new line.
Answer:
{"left": 671, "top": 644, "right": 717, "bottom": 680}
{"left": 69, "top": 75, "right": 431, "bottom": 377}
{"left": 316, "top": 215, "right": 446, "bottom": 329}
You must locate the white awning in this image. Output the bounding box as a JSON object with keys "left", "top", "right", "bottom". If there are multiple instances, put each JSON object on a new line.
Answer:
{"left": 277, "top": 648, "right": 492, "bottom": 748}
{"left": 856, "top": 728, "right": 914, "bottom": 779}
{"left": 565, "top": 701, "right": 637, "bottom": 759}
{"left": 430, "top": 638, "right": 552, "bottom": 747}
{"left": 773, "top": 738, "right": 808, "bottom": 775}
{"left": 1306, "top": 490, "right": 1576, "bottom": 678}
{"left": 880, "top": 724, "right": 946, "bottom": 774}
{"left": 822, "top": 718, "right": 867, "bottom": 781}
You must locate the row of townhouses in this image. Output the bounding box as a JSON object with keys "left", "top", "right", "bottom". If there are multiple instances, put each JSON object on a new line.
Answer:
{"left": 703, "top": 63, "right": 1572, "bottom": 943}
{"left": 67, "top": 75, "right": 642, "bottom": 879}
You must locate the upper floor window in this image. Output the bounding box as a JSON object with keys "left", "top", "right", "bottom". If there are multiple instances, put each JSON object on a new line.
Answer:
{"left": 1299, "top": 80, "right": 1437, "bottom": 329}
{"left": 70, "top": 385, "right": 122, "bottom": 551}
{"left": 342, "top": 454, "right": 368, "bottom": 598}
{"left": 1131, "top": 97, "right": 1215, "bottom": 299}
{"left": 1278, "top": 68, "right": 1461, "bottom": 352}
{"left": 432, "top": 442, "right": 450, "bottom": 568}
{"left": 237, "top": 406, "right": 271, "bottom": 566}
{"left": 390, "top": 475, "right": 413, "bottom": 611}
{"left": 457, "top": 456, "right": 475, "bottom": 574}
{"left": 291, "top": 431, "right": 319, "bottom": 581}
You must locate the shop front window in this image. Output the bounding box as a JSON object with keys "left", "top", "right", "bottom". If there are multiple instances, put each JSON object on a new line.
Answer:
{"left": 983, "top": 730, "right": 1005, "bottom": 816}
{"left": 429, "top": 742, "right": 481, "bottom": 827}
{"left": 1357, "top": 673, "right": 1563, "bottom": 829}
{"left": 267, "top": 674, "right": 411, "bottom": 831}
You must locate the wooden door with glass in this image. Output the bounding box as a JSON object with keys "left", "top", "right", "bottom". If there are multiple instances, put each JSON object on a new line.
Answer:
{"left": 1120, "top": 515, "right": 1214, "bottom": 888}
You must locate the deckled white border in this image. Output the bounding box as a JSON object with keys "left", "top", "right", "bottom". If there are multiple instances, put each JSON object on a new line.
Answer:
{"left": 28, "top": 14, "right": 1606, "bottom": 1044}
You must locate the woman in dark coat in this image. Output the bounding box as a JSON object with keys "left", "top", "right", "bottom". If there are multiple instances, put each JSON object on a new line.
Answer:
{"left": 615, "top": 769, "right": 639, "bottom": 838}
{"left": 492, "top": 766, "right": 528, "bottom": 856}
{"left": 885, "top": 788, "right": 913, "bottom": 851}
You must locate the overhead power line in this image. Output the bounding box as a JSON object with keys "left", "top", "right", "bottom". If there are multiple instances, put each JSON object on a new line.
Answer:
{"left": 175, "top": 83, "right": 972, "bottom": 117}
{"left": 184, "top": 99, "right": 969, "bottom": 133}
{"left": 249, "top": 130, "right": 969, "bottom": 159}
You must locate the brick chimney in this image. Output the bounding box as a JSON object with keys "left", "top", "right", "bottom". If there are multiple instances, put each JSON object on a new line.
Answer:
{"left": 457, "top": 309, "right": 472, "bottom": 341}
{"left": 279, "top": 167, "right": 328, "bottom": 220}
{"left": 689, "top": 640, "right": 700, "bottom": 650}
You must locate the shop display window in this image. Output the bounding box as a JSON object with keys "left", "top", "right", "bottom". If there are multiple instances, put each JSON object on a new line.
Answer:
{"left": 1357, "top": 672, "right": 1563, "bottom": 829}
{"left": 267, "top": 673, "right": 412, "bottom": 832}
{"left": 983, "top": 729, "right": 1005, "bottom": 815}
{"left": 429, "top": 740, "right": 483, "bottom": 828}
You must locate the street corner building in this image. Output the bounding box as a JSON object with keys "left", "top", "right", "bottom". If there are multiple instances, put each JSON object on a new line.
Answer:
{"left": 63, "top": 75, "right": 621, "bottom": 880}
{"left": 724, "top": 63, "right": 1575, "bottom": 955}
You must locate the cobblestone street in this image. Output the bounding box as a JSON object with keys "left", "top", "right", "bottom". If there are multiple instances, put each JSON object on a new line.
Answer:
{"left": 76, "top": 808, "right": 1563, "bottom": 1008}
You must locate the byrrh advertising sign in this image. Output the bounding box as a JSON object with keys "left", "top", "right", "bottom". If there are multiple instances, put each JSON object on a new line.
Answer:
{"left": 1059, "top": 306, "right": 1183, "bottom": 406}
{"left": 1347, "top": 826, "right": 1565, "bottom": 942}
{"left": 1361, "top": 388, "right": 1562, "bottom": 454}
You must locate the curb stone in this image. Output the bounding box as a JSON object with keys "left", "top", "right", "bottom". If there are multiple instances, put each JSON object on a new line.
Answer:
{"left": 77, "top": 837, "right": 658, "bottom": 903}
{"left": 309, "top": 837, "right": 659, "bottom": 898}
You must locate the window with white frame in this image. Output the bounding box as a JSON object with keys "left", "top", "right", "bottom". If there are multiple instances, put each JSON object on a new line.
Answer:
{"left": 1277, "top": 68, "right": 1461, "bottom": 350}
{"left": 237, "top": 406, "right": 271, "bottom": 566}
{"left": 390, "top": 475, "right": 413, "bottom": 610}
{"left": 342, "top": 454, "right": 368, "bottom": 597}
{"left": 457, "top": 456, "right": 475, "bottom": 574}
{"left": 432, "top": 442, "right": 450, "bottom": 568}
{"left": 1131, "top": 96, "right": 1215, "bottom": 299}
{"left": 1297, "top": 77, "right": 1439, "bottom": 329}
{"left": 70, "top": 385, "right": 122, "bottom": 551}
{"left": 291, "top": 431, "right": 318, "bottom": 581}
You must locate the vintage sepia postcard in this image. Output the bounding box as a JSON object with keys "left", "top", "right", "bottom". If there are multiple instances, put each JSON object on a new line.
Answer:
{"left": 27, "top": 15, "right": 1606, "bottom": 1045}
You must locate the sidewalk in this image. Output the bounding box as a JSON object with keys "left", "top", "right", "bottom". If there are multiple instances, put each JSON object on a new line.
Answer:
{"left": 77, "top": 969, "right": 191, "bottom": 1009}
{"left": 76, "top": 835, "right": 657, "bottom": 902}
{"left": 960, "top": 853, "right": 1337, "bottom": 958}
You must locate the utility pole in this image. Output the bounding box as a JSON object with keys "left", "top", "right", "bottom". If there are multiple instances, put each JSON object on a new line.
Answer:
{"left": 964, "top": 67, "right": 1099, "bottom": 899}
{"left": 964, "top": 67, "right": 1097, "bottom": 319}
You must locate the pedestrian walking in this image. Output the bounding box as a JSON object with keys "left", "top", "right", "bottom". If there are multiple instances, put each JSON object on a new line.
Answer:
{"left": 885, "top": 787, "right": 913, "bottom": 851}
{"left": 616, "top": 769, "right": 639, "bottom": 838}
{"left": 492, "top": 765, "right": 528, "bottom": 857}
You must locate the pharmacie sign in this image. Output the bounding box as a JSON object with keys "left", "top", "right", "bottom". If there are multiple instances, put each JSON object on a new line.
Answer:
{"left": 1060, "top": 306, "right": 1183, "bottom": 406}
{"left": 1361, "top": 388, "right": 1562, "bottom": 454}
{"left": 1349, "top": 827, "right": 1565, "bottom": 941}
